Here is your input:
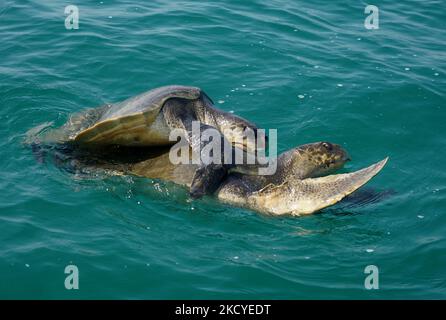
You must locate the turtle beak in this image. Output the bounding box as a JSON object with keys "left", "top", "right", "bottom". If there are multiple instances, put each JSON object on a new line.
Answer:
{"left": 343, "top": 152, "right": 352, "bottom": 162}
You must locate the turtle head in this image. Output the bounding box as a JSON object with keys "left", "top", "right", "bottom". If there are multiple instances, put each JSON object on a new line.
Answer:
{"left": 198, "top": 91, "right": 264, "bottom": 154}
{"left": 296, "top": 141, "right": 350, "bottom": 176}
{"left": 280, "top": 141, "right": 350, "bottom": 179}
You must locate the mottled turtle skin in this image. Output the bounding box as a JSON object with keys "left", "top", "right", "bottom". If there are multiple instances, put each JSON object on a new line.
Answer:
{"left": 30, "top": 85, "right": 260, "bottom": 198}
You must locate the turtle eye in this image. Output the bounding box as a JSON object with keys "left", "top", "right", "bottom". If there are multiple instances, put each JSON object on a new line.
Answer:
{"left": 322, "top": 142, "right": 333, "bottom": 151}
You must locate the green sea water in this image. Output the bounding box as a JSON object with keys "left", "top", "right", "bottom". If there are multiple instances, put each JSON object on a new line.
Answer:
{"left": 1, "top": 0, "right": 445, "bottom": 299}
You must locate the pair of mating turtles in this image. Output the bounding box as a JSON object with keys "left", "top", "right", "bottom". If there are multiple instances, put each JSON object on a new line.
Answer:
{"left": 26, "top": 85, "right": 388, "bottom": 216}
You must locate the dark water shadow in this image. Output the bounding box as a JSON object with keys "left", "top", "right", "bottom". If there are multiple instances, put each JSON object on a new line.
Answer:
{"left": 322, "top": 188, "right": 396, "bottom": 217}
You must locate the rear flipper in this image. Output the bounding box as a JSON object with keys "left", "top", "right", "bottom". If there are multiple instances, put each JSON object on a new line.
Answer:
{"left": 24, "top": 122, "right": 55, "bottom": 164}
{"left": 30, "top": 142, "right": 46, "bottom": 164}
{"left": 24, "top": 121, "right": 81, "bottom": 173}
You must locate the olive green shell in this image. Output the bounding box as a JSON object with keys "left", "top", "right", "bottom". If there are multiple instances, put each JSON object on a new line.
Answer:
{"left": 72, "top": 85, "right": 201, "bottom": 145}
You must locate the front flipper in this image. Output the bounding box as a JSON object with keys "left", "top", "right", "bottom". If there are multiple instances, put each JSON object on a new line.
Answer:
{"left": 247, "top": 157, "right": 388, "bottom": 216}
{"left": 189, "top": 164, "right": 228, "bottom": 198}
{"left": 163, "top": 98, "right": 237, "bottom": 198}
{"left": 188, "top": 123, "right": 239, "bottom": 198}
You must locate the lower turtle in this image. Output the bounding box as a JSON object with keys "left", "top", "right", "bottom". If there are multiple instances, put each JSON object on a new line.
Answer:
{"left": 125, "top": 142, "right": 388, "bottom": 216}
{"left": 26, "top": 132, "right": 388, "bottom": 216}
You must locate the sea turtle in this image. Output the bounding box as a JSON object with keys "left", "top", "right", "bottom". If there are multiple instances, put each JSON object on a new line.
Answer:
{"left": 29, "top": 85, "right": 261, "bottom": 198}
{"left": 26, "top": 134, "right": 387, "bottom": 216}
{"left": 124, "top": 142, "right": 388, "bottom": 216}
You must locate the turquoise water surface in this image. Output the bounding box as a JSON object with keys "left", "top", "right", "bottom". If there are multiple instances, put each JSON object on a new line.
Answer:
{"left": 1, "top": 0, "right": 445, "bottom": 299}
